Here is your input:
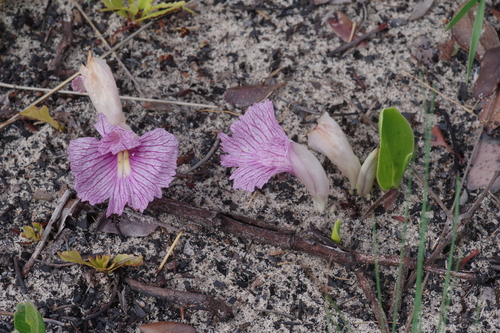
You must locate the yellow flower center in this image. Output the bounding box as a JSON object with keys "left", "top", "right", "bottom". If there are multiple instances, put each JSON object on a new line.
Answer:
{"left": 117, "top": 150, "right": 131, "bottom": 178}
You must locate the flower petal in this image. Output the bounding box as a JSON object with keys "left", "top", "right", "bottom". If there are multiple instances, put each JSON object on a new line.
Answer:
{"left": 289, "top": 142, "right": 329, "bottom": 212}
{"left": 80, "top": 52, "right": 125, "bottom": 125}
{"left": 219, "top": 99, "right": 293, "bottom": 191}
{"left": 68, "top": 127, "right": 179, "bottom": 217}
{"left": 71, "top": 75, "right": 86, "bottom": 93}
{"left": 95, "top": 113, "right": 140, "bottom": 155}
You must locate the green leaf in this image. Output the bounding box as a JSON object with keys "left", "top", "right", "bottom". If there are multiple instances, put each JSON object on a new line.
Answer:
{"left": 21, "top": 223, "right": 43, "bottom": 242}
{"left": 445, "top": 0, "right": 478, "bottom": 31}
{"left": 330, "top": 219, "right": 341, "bottom": 244}
{"left": 376, "top": 108, "right": 414, "bottom": 191}
{"left": 19, "top": 105, "right": 62, "bottom": 131}
{"left": 467, "top": 0, "right": 485, "bottom": 84}
{"left": 14, "top": 301, "right": 46, "bottom": 333}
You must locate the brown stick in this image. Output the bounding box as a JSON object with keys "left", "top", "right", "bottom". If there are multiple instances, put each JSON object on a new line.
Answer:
{"left": 327, "top": 22, "right": 388, "bottom": 57}
{"left": 355, "top": 269, "right": 389, "bottom": 333}
{"left": 126, "top": 278, "right": 234, "bottom": 321}
{"left": 146, "top": 198, "right": 477, "bottom": 281}
{"left": 48, "top": 15, "right": 73, "bottom": 71}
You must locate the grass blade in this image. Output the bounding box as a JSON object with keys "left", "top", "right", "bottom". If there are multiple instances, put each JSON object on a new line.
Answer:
{"left": 445, "top": 0, "right": 479, "bottom": 31}
{"left": 466, "top": 0, "right": 486, "bottom": 84}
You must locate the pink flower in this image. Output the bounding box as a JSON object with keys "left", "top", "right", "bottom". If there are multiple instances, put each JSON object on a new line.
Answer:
{"left": 68, "top": 53, "right": 178, "bottom": 216}
{"left": 68, "top": 114, "right": 178, "bottom": 217}
{"left": 219, "top": 100, "right": 329, "bottom": 211}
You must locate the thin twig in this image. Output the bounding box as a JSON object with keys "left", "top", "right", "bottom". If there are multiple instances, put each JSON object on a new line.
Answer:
{"left": 181, "top": 137, "right": 220, "bottom": 174}
{"left": 0, "top": 311, "right": 70, "bottom": 326}
{"left": 83, "top": 278, "right": 118, "bottom": 321}
{"left": 329, "top": 84, "right": 377, "bottom": 130}
{"left": 327, "top": 22, "right": 388, "bottom": 56}
{"left": 403, "top": 70, "right": 474, "bottom": 114}
{"left": 0, "top": 82, "right": 218, "bottom": 108}
{"left": 157, "top": 231, "right": 184, "bottom": 273}
{"left": 276, "top": 97, "right": 321, "bottom": 114}
{"left": 0, "top": 20, "right": 155, "bottom": 131}
{"left": 22, "top": 190, "right": 72, "bottom": 276}
{"left": 14, "top": 257, "right": 27, "bottom": 294}
{"left": 71, "top": 0, "right": 145, "bottom": 96}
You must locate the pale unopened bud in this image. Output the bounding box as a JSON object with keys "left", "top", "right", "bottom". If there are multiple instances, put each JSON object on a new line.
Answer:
{"left": 356, "top": 148, "right": 378, "bottom": 197}
{"left": 78, "top": 52, "right": 125, "bottom": 126}
{"left": 289, "top": 142, "right": 329, "bottom": 212}
{"left": 308, "top": 113, "right": 360, "bottom": 193}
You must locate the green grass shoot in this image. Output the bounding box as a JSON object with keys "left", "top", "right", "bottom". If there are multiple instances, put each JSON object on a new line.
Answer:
{"left": 445, "top": 0, "right": 485, "bottom": 84}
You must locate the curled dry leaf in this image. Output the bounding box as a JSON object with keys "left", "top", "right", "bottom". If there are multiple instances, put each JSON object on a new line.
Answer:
{"left": 139, "top": 321, "right": 197, "bottom": 333}
{"left": 431, "top": 125, "right": 465, "bottom": 164}
{"left": 437, "top": 39, "right": 457, "bottom": 61}
{"left": 408, "top": 0, "right": 434, "bottom": 21}
{"left": 467, "top": 134, "right": 500, "bottom": 192}
{"left": 479, "top": 88, "right": 500, "bottom": 134}
{"left": 451, "top": 3, "right": 500, "bottom": 61}
{"left": 474, "top": 46, "right": 500, "bottom": 100}
{"left": 326, "top": 11, "right": 367, "bottom": 47}
{"left": 223, "top": 83, "right": 286, "bottom": 107}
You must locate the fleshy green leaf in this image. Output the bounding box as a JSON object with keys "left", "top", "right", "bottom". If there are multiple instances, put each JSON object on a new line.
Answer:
{"left": 20, "top": 105, "right": 63, "bottom": 131}
{"left": 377, "top": 108, "right": 414, "bottom": 191}
{"left": 14, "top": 301, "right": 46, "bottom": 333}
{"left": 330, "top": 219, "right": 341, "bottom": 244}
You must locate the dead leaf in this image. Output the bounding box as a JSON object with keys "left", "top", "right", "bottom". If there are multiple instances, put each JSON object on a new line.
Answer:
{"left": 451, "top": 3, "right": 500, "bottom": 61}
{"left": 360, "top": 189, "right": 399, "bottom": 220}
{"left": 97, "top": 213, "right": 158, "bottom": 237}
{"left": 408, "top": 0, "right": 434, "bottom": 21}
{"left": 489, "top": 6, "right": 500, "bottom": 22}
{"left": 474, "top": 46, "right": 500, "bottom": 99}
{"left": 437, "top": 39, "right": 457, "bottom": 61}
{"left": 326, "top": 11, "right": 367, "bottom": 47}
{"left": 479, "top": 89, "right": 500, "bottom": 134}
{"left": 20, "top": 105, "right": 63, "bottom": 131}
{"left": 223, "top": 83, "right": 286, "bottom": 107}
{"left": 139, "top": 321, "right": 198, "bottom": 333}
{"left": 431, "top": 125, "right": 466, "bottom": 164}
{"left": 412, "top": 36, "right": 437, "bottom": 66}
{"left": 467, "top": 134, "right": 500, "bottom": 192}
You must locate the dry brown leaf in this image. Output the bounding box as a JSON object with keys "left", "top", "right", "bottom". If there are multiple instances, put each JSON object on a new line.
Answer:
{"left": 96, "top": 212, "right": 158, "bottom": 237}
{"left": 467, "top": 134, "right": 500, "bottom": 192}
{"left": 139, "top": 321, "right": 197, "bottom": 333}
{"left": 223, "top": 83, "right": 286, "bottom": 107}
{"left": 408, "top": 0, "right": 434, "bottom": 21}
{"left": 479, "top": 88, "right": 500, "bottom": 134}
{"left": 431, "top": 125, "right": 466, "bottom": 163}
{"left": 326, "top": 11, "right": 367, "bottom": 47}
{"left": 451, "top": 3, "right": 500, "bottom": 61}
{"left": 474, "top": 46, "right": 500, "bottom": 99}
{"left": 437, "top": 39, "right": 457, "bottom": 61}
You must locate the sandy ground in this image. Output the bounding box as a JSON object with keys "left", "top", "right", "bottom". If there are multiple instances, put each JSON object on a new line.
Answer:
{"left": 0, "top": 0, "right": 499, "bottom": 332}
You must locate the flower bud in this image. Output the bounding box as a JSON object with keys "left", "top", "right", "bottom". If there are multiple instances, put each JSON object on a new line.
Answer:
{"left": 356, "top": 148, "right": 378, "bottom": 197}
{"left": 289, "top": 142, "right": 329, "bottom": 212}
{"left": 308, "top": 113, "right": 360, "bottom": 193}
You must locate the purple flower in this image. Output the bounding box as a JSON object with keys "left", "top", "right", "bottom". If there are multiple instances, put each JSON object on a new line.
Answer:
{"left": 219, "top": 100, "right": 329, "bottom": 211}
{"left": 68, "top": 114, "right": 178, "bottom": 217}
{"left": 68, "top": 52, "right": 178, "bottom": 216}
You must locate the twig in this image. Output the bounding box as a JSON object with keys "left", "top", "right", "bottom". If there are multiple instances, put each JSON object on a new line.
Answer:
{"left": 329, "top": 84, "right": 377, "bottom": 130}
{"left": 71, "top": 0, "right": 145, "bottom": 96}
{"left": 0, "top": 82, "right": 218, "bottom": 109}
{"left": 49, "top": 15, "right": 73, "bottom": 71}
{"left": 403, "top": 70, "right": 474, "bottom": 114}
{"left": 276, "top": 97, "right": 321, "bottom": 115}
{"left": 0, "top": 311, "right": 69, "bottom": 326}
{"left": 254, "top": 308, "right": 296, "bottom": 320}
{"left": 14, "top": 257, "right": 27, "bottom": 294}
{"left": 327, "top": 22, "right": 388, "bottom": 56}
{"left": 34, "top": 259, "right": 77, "bottom": 268}
{"left": 0, "top": 20, "right": 155, "bottom": 131}
{"left": 355, "top": 269, "right": 389, "bottom": 333}
{"left": 22, "top": 190, "right": 72, "bottom": 276}
{"left": 181, "top": 137, "right": 220, "bottom": 174}
{"left": 146, "top": 198, "right": 478, "bottom": 281}
{"left": 127, "top": 278, "right": 234, "bottom": 321}
{"left": 83, "top": 278, "right": 118, "bottom": 321}
{"left": 157, "top": 231, "right": 183, "bottom": 273}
